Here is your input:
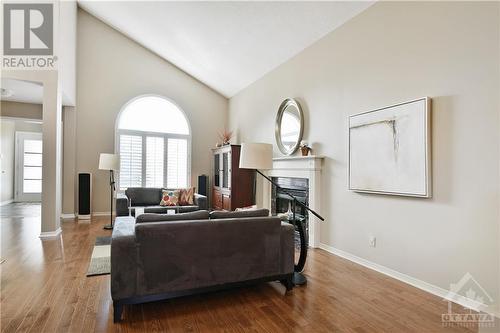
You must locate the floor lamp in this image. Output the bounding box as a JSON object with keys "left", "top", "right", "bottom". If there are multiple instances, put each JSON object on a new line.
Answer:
{"left": 239, "top": 143, "right": 324, "bottom": 285}
{"left": 99, "top": 153, "right": 119, "bottom": 230}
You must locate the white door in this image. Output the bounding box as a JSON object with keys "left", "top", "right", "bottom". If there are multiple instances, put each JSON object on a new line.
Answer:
{"left": 15, "top": 132, "right": 42, "bottom": 202}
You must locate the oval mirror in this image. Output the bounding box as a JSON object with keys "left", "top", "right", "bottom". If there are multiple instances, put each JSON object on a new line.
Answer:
{"left": 275, "top": 98, "right": 304, "bottom": 155}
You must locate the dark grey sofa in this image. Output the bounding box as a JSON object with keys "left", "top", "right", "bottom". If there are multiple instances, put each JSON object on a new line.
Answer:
{"left": 111, "top": 214, "right": 295, "bottom": 322}
{"left": 116, "top": 187, "right": 207, "bottom": 216}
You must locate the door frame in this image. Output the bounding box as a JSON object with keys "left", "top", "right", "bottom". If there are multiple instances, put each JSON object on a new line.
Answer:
{"left": 14, "top": 131, "right": 43, "bottom": 202}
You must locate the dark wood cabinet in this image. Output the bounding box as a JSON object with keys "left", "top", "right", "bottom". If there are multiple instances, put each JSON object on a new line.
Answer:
{"left": 211, "top": 145, "right": 254, "bottom": 211}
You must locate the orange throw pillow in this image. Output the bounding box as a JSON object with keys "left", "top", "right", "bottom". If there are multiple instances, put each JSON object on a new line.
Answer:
{"left": 160, "top": 189, "right": 180, "bottom": 206}
{"left": 178, "top": 187, "right": 195, "bottom": 206}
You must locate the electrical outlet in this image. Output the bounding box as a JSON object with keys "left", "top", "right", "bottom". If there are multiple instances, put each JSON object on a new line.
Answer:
{"left": 369, "top": 236, "right": 376, "bottom": 248}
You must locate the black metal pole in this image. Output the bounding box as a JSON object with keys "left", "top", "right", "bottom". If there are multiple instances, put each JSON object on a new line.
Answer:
{"left": 104, "top": 170, "right": 114, "bottom": 230}
{"left": 256, "top": 169, "right": 323, "bottom": 286}
{"left": 110, "top": 170, "right": 113, "bottom": 226}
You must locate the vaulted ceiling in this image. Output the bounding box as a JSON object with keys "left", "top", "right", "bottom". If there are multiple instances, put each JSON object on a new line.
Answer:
{"left": 78, "top": 1, "right": 373, "bottom": 97}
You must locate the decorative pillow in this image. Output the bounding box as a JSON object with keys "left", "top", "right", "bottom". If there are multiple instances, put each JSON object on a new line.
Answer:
{"left": 178, "top": 187, "right": 195, "bottom": 206}
{"left": 159, "top": 189, "right": 180, "bottom": 206}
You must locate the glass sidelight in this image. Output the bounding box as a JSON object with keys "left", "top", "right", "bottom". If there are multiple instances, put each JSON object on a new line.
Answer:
{"left": 15, "top": 132, "right": 42, "bottom": 202}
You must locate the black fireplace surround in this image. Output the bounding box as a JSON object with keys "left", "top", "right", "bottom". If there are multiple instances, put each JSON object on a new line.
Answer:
{"left": 271, "top": 177, "right": 309, "bottom": 245}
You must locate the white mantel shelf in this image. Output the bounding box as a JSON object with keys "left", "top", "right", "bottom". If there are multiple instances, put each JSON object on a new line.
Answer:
{"left": 271, "top": 155, "right": 324, "bottom": 172}
{"left": 262, "top": 155, "right": 324, "bottom": 248}
{"left": 272, "top": 155, "right": 325, "bottom": 161}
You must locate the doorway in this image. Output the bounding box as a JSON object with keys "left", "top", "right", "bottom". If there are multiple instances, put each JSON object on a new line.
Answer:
{"left": 15, "top": 132, "right": 42, "bottom": 202}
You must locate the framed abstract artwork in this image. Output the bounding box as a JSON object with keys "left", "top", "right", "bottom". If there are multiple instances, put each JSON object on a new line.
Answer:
{"left": 348, "top": 97, "right": 431, "bottom": 198}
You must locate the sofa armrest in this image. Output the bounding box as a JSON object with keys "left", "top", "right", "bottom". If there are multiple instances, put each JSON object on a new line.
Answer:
{"left": 111, "top": 216, "right": 137, "bottom": 301}
{"left": 116, "top": 193, "right": 130, "bottom": 217}
{"left": 280, "top": 222, "right": 295, "bottom": 275}
{"left": 194, "top": 193, "right": 207, "bottom": 210}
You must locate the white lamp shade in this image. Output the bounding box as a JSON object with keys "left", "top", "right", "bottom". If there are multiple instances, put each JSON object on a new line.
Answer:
{"left": 99, "top": 153, "right": 119, "bottom": 170}
{"left": 239, "top": 143, "right": 273, "bottom": 170}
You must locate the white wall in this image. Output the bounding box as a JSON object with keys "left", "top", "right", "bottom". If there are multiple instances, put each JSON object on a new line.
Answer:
{"left": 62, "top": 106, "right": 76, "bottom": 215}
{"left": 75, "top": 9, "right": 228, "bottom": 213}
{"left": 229, "top": 1, "right": 500, "bottom": 312}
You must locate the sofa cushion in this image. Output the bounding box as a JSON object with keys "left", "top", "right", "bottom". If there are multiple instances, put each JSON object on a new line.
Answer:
{"left": 160, "top": 189, "right": 180, "bottom": 206}
{"left": 209, "top": 208, "right": 270, "bottom": 219}
{"left": 136, "top": 210, "right": 210, "bottom": 223}
{"left": 126, "top": 187, "right": 162, "bottom": 206}
{"left": 130, "top": 205, "right": 199, "bottom": 216}
{"left": 177, "top": 205, "right": 199, "bottom": 213}
{"left": 143, "top": 206, "right": 177, "bottom": 214}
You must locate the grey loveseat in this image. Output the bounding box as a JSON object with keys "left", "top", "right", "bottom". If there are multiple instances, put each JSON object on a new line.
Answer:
{"left": 111, "top": 211, "right": 295, "bottom": 322}
{"left": 115, "top": 187, "right": 207, "bottom": 217}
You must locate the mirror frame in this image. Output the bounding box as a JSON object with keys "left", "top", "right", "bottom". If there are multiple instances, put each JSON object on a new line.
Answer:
{"left": 275, "top": 98, "right": 304, "bottom": 156}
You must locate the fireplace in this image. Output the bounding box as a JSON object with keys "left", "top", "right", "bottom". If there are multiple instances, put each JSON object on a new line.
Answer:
{"left": 271, "top": 177, "right": 309, "bottom": 245}
{"left": 263, "top": 155, "right": 324, "bottom": 248}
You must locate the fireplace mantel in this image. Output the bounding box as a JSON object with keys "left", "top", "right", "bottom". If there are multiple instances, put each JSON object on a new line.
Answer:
{"left": 272, "top": 155, "right": 324, "bottom": 171}
{"left": 262, "top": 155, "right": 325, "bottom": 248}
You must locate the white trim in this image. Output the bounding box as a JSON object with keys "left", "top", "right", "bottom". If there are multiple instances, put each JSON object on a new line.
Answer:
{"left": 319, "top": 243, "right": 500, "bottom": 318}
{"left": 74, "top": 212, "right": 117, "bottom": 218}
{"left": 92, "top": 211, "right": 116, "bottom": 217}
{"left": 272, "top": 155, "right": 325, "bottom": 161}
{"left": 0, "top": 199, "right": 13, "bottom": 206}
{"left": 39, "top": 228, "right": 61, "bottom": 239}
{"left": 61, "top": 213, "right": 76, "bottom": 220}
{"left": 0, "top": 116, "right": 43, "bottom": 123}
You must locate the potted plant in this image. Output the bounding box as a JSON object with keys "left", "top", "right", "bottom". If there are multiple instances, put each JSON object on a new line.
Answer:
{"left": 218, "top": 129, "right": 233, "bottom": 146}
{"left": 300, "top": 141, "right": 311, "bottom": 156}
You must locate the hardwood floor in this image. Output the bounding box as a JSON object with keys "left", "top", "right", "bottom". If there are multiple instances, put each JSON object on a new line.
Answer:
{"left": 1, "top": 203, "right": 478, "bottom": 333}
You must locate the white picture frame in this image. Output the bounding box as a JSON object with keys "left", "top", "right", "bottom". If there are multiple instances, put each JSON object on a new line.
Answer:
{"left": 348, "top": 97, "right": 431, "bottom": 198}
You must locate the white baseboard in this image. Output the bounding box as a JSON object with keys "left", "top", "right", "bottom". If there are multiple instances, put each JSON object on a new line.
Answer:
{"left": 92, "top": 212, "right": 116, "bottom": 217}
{"left": 319, "top": 243, "right": 499, "bottom": 318}
{"left": 61, "top": 213, "right": 76, "bottom": 220}
{"left": 0, "top": 199, "right": 13, "bottom": 206}
{"left": 39, "top": 228, "right": 62, "bottom": 239}
{"left": 73, "top": 212, "right": 116, "bottom": 219}
{"left": 92, "top": 211, "right": 109, "bottom": 216}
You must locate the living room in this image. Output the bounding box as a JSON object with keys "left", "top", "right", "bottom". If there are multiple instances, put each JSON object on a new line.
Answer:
{"left": 1, "top": 1, "right": 499, "bottom": 332}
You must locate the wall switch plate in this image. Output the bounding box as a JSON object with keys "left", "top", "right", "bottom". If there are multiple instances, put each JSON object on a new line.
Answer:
{"left": 369, "top": 236, "right": 376, "bottom": 247}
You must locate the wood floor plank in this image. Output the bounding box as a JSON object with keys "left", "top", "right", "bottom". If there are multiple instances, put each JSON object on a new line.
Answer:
{"left": 1, "top": 203, "right": 481, "bottom": 333}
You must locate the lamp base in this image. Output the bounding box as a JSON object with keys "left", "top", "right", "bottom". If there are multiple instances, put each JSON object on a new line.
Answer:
{"left": 103, "top": 224, "right": 113, "bottom": 230}
{"left": 293, "top": 272, "right": 307, "bottom": 286}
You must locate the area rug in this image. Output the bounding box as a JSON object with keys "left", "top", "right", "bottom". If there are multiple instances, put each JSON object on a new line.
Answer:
{"left": 86, "top": 236, "right": 111, "bottom": 276}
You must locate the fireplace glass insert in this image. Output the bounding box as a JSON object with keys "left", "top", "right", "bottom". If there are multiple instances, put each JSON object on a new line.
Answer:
{"left": 271, "top": 177, "right": 309, "bottom": 253}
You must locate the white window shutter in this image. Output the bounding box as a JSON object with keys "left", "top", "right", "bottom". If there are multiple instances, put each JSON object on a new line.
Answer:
{"left": 119, "top": 135, "right": 143, "bottom": 190}
{"left": 167, "top": 138, "right": 188, "bottom": 189}
{"left": 146, "top": 136, "right": 164, "bottom": 187}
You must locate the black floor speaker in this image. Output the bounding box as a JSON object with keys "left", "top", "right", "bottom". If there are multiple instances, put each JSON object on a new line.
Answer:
{"left": 78, "top": 173, "right": 92, "bottom": 220}
{"left": 198, "top": 174, "right": 208, "bottom": 196}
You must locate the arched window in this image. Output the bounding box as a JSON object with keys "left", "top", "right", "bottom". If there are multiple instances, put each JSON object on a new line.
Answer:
{"left": 116, "top": 95, "right": 191, "bottom": 190}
